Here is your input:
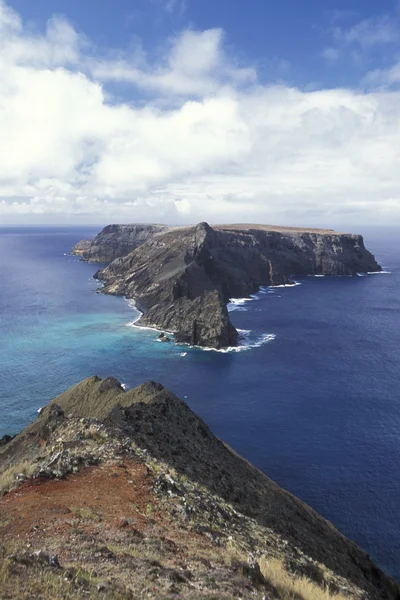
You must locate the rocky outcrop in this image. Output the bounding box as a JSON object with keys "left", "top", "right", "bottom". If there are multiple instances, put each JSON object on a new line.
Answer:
{"left": 94, "top": 222, "right": 381, "bottom": 349}
{"left": 72, "top": 224, "right": 169, "bottom": 263}
{"left": 0, "top": 434, "right": 13, "bottom": 446}
{"left": 1, "top": 376, "right": 398, "bottom": 599}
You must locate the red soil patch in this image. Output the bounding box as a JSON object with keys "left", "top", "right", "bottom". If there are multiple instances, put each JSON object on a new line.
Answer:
{"left": 0, "top": 459, "right": 154, "bottom": 543}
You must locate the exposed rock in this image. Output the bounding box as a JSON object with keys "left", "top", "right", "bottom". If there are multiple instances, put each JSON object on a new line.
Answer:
{"left": 245, "top": 555, "right": 266, "bottom": 586}
{"left": 157, "top": 333, "right": 171, "bottom": 342}
{"left": 94, "top": 222, "right": 381, "bottom": 349}
{"left": 32, "top": 550, "right": 60, "bottom": 568}
{"left": 71, "top": 224, "right": 169, "bottom": 263}
{"left": 0, "top": 434, "right": 13, "bottom": 446}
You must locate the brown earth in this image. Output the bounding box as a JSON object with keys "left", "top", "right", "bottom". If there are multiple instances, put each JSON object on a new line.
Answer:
{"left": 0, "top": 459, "right": 278, "bottom": 599}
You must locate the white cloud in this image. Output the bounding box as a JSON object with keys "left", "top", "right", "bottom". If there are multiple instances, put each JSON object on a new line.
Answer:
{"left": 163, "top": 0, "right": 186, "bottom": 16}
{"left": 363, "top": 61, "right": 400, "bottom": 87}
{"left": 91, "top": 28, "right": 256, "bottom": 97}
{"left": 336, "top": 14, "right": 399, "bottom": 47}
{"left": 0, "top": 0, "right": 400, "bottom": 226}
{"left": 322, "top": 10, "right": 400, "bottom": 67}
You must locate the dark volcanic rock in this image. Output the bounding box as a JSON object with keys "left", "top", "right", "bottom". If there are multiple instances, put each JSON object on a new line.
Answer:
{"left": 72, "top": 223, "right": 169, "bottom": 263}
{"left": 95, "top": 222, "right": 380, "bottom": 349}
{"left": 0, "top": 434, "right": 13, "bottom": 446}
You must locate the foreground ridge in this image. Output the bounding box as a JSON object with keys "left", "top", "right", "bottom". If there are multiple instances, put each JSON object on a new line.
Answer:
{"left": 73, "top": 222, "right": 381, "bottom": 348}
{"left": 1, "top": 377, "right": 398, "bottom": 599}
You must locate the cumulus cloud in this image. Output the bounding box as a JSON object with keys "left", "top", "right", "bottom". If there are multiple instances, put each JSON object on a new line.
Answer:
{"left": 1, "top": 0, "right": 400, "bottom": 226}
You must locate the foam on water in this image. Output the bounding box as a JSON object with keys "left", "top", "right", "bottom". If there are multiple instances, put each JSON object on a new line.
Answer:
{"left": 237, "top": 328, "right": 251, "bottom": 336}
{"left": 357, "top": 271, "right": 392, "bottom": 276}
{"left": 126, "top": 303, "right": 175, "bottom": 335}
{"left": 227, "top": 305, "right": 248, "bottom": 312}
{"left": 227, "top": 297, "right": 253, "bottom": 312}
{"left": 198, "top": 332, "right": 276, "bottom": 353}
{"left": 123, "top": 293, "right": 277, "bottom": 354}
{"left": 269, "top": 281, "right": 302, "bottom": 288}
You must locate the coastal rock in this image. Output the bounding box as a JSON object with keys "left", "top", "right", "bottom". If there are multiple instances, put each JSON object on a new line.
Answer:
{"left": 72, "top": 224, "right": 169, "bottom": 263}
{"left": 94, "top": 222, "right": 381, "bottom": 349}
{"left": 158, "top": 333, "right": 171, "bottom": 342}
{"left": 0, "top": 434, "right": 13, "bottom": 446}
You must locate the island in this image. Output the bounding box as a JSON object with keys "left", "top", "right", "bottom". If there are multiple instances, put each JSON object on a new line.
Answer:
{"left": 0, "top": 376, "right": 398, "bottom": 599}
{"left": 73, "top": 222, "right": 381, "bottom": 349}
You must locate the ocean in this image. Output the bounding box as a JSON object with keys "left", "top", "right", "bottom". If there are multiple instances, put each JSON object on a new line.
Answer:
{"left": 0, "top": 225, "right": 399, "bottom": 579}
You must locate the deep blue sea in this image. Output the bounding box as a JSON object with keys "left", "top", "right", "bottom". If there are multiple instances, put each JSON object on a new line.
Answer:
{"left": 1, "top": 226, "right": 399, "bottom": 579}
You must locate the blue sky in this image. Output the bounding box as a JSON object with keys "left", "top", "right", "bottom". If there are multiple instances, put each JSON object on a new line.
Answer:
{"left": 1, "top": 0, "right": 400, "bottom": 225}
{"left": 8, "top": 0, "right": 400, "bottom": 88}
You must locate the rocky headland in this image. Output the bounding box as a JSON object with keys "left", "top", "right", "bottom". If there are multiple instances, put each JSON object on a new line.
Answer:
{"left": 1, "top": 376, "right": 398, "bottom": 599}
{"left": 72, "top": 224, "right": 169, "bottom": 263}
{"left": 73, "top": 222, "right": 381, "bottom": 349}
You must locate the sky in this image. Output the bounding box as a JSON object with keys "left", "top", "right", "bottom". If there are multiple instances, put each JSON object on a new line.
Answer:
{"left": 1, "top": 0, "right": 400, "bottom": 227}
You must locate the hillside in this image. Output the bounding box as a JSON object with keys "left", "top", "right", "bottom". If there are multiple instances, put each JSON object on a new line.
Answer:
{"left": 1, "top": 377, "right": 398, "bottom": 600}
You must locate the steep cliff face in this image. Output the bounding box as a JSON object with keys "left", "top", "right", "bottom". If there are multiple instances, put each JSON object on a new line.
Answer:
{"left": 72, "top": 224, "right": 169, "bottom": 262}
{"left": 1, "top": 377, "right": 398, "bottom": 599}
{"left": 95, "top": 222, "right": 380, "bottom": 348}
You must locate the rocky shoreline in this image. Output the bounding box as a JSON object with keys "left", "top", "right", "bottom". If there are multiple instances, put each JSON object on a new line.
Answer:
{"left": 73, "top": 222, "right": 381, "bottom": 349}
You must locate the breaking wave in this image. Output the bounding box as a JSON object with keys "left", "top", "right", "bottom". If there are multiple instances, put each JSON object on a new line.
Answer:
{"left": 199, "top": 332, "right": 276, "bottom": 353}
{"left": 357, "top": 270, "right": 392, "bottom": 276}
{"left": 227, "top": 297, "right": 253, "bottom": 312}
{"left": 269, "top": 281, "right": 302, "bottom": 288}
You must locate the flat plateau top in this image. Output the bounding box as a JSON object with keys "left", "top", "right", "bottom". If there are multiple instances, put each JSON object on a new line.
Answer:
{"left": 110, "top": 223, "right": 351, "bottom": 235}
{"left": 213, "top": 223, "right": 344, "bottom": 234}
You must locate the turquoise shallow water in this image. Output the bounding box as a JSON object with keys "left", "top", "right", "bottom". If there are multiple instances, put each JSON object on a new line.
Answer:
{"left": 1, "top": 225, "right": 400, "bottom": 579}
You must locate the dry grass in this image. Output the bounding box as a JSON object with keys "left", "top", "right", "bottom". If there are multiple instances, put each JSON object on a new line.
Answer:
{"left": 0, "top": 460, "right": 36, "bottom": 496}
{"left": 105, "top": 542, "right": 162, "bottom": 565}
{"left": 225, "top": 540, "right": 247, "bottom": 565}
{"left": 0, "top": 549, "right": 132, "bottom": 600}
{"left": 81, "top": 424, "right": 108, "bottom": 443}
{"left": 259, "top": 557, "right": 349, "bottom": 600}
{"left": 69, "top": 506, "right": 100, "bottom": 521}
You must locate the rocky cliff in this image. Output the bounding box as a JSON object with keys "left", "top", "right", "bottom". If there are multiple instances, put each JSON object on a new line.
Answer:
{"left": 93, "top": 222, "right": 380, "bottom": 349}
{"left": 1, "top": 376, "right": 398, "bottom": 599}
{"left": 72, "top": 224, "right": 170, "bottom": 263}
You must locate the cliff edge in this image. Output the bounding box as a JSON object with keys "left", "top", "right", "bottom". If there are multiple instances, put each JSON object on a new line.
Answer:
{"left": 72, "top": 223, "right": 170, "bottom": 263}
